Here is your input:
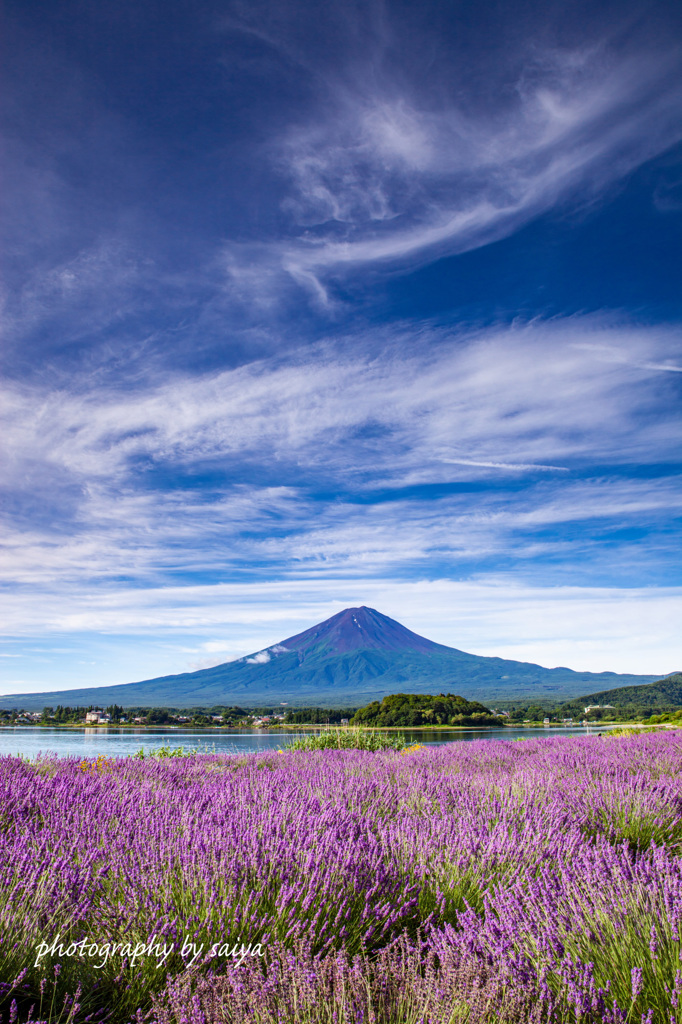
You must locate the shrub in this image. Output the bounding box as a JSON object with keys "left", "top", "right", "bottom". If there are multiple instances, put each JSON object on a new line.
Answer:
{"left": 281, "top": 727, "right": 406, "bottom": 751}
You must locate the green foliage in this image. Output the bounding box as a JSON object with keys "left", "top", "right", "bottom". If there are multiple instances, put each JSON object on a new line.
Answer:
{"left": 38, "top": 705, "right": 93, "bottom": 723}
{"left": 282, "top": 728, "right": 406, "bottom": 751}
{"left": 350, "top": 692, "right": 502, "bottom": 728}
{"left": 283, "top": 707, "right": 358, "bottom": 724}
{"left": 120, "top": 705, "right": 255, "bottom": 726}
{"left": 559, "top": 702, "right": 675, "bottom": 721}
{"left": 133, "top": 744, "right": 213, "bottom": 759}
{"left": 560, "top": 672, "right": 682, "bottom": 715}
{"left": 644, "top": 709, "right": 682, "bottom": 725}
{"left": 607, "top": 725, "right": 666, "bottom": 736}
{"left": 502, "top": 703, "right": 560, "bottom": 722}
{"left": 144, "top": 707, "right": 174, "bottom": 724}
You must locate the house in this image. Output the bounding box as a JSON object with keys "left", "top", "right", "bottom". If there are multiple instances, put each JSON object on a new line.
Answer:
{"left": 584, "top": 705, "right": 615, "bottom": 713}
{"left": 85, "top": 711, "right": 111, "bottom": 724}
{"left": 340, "top": 718, "right": 349, "bottom": 726}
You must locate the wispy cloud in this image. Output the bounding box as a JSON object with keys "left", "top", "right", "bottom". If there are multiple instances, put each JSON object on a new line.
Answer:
{"left": 1, "top": 316, "right": 680, "bottom": 597}
{"left": 441, "top": 459, "right": 569, "bottom": 472}
{"left": 4, "top": 316, "right": 680, "bottom": 487}
{"left": 223, "top": 42, "right": 682, "bottom": 302}
{"left": 5, "top": 3, "right": 681, "bottom": 364}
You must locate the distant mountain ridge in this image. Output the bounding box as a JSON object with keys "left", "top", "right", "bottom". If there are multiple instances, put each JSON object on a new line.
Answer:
{"left": 0, "top": 606, "right": 668, "bottom": 710}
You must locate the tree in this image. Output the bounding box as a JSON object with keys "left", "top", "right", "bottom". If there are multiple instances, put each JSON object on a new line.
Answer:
{"left": 350, "top": 693, "right": 501, "bottom": 728}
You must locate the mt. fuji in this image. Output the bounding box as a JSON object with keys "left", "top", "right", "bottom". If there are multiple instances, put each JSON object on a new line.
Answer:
{"left": 0, "top": 607, "right": 662, "bottom": 710}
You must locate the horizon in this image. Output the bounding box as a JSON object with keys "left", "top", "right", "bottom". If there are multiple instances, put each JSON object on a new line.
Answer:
{"left": 2, "top": 0, "right": 682, "bottom": 695}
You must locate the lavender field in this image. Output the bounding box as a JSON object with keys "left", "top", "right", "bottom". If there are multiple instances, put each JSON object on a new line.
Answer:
{"left": 2, "top": 732, "right": 682, "bottom": 1024}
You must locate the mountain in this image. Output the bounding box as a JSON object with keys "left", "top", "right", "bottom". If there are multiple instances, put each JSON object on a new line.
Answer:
{"left": 560, "top": 672, "right": 682, "bottom": 714}
{"left": 0, "top": 606, "right": 669, "bottom": 711}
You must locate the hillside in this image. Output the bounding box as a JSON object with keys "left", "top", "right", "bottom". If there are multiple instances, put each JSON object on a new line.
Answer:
{"left": 560, "top": 672, "right": 682, "bottom": 715}
{"left": 0, "top": 606, "right": 666, "bottom": 710}
{"left": 351, "top": 692, "right": 501, "bottom": 727}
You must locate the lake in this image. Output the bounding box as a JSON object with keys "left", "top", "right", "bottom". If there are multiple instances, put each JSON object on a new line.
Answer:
{"left": 0, "top": 725, "right": 613, "bottom": 758}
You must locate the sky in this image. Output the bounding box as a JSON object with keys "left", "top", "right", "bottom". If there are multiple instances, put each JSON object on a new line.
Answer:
{"left": 1, "top": 0, "right": 682, "bottom": 694}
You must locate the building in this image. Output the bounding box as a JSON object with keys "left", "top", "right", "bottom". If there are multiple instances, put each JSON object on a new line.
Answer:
{"left": 584, "top": 705, "right": 615, "bottom": 713}
{"left": 85, "top": 711, "right": 111, "bottom": 724}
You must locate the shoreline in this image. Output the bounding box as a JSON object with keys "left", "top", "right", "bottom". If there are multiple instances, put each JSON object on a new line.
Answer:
{"left": 0, "top": 720, "right": 659, "bottom": 732}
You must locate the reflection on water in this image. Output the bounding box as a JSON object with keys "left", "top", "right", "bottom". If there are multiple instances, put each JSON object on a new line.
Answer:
{"left": 0, "top": 725, "right": 612, "bottom": 759}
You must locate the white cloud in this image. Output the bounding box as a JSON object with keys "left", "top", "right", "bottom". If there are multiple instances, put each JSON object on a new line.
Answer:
{"left": 441, "top": 459, "right": 569, "bottom": 472}
{"left": 3, "top": 317, "right": 680, "bottom": 484}
{"left": 1, "top": 316, "right": 680, "bottom": 589}
{"left": 245, "top": 650, "right": 271, "bottom": 664}
{"left": 225, "top": 45, "right": 682, "bottom": 297}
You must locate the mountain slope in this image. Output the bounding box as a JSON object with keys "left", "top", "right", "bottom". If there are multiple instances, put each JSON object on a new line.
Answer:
{"left": 0, "top": 606, "right": 668, "bottom": 710}
{"left": 280, "top": 606, "right": 444, "bottom": 655}
{"left": 561, "top": 672, "right": 682, "bottom": 713}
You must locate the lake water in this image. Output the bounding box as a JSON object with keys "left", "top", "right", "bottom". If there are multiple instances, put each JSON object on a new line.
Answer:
{"left": 0, "top": 725, "right": 613, "bottom": 759}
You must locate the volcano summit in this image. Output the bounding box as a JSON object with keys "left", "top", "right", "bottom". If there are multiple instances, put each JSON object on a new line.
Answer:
{"left": 0, "top": 606, "right": 664, "bottom": 710}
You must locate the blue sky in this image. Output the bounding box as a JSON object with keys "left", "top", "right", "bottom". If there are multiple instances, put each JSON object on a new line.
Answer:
{"left": 2, "top": 0, "right": 682, "bottom": 693}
